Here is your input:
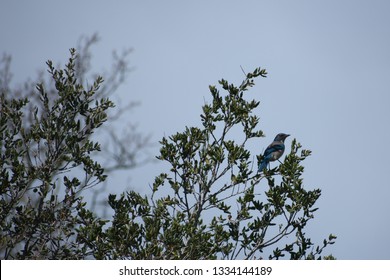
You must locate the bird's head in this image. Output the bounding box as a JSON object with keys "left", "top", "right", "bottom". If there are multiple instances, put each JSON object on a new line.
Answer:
{"left": 274, "top": 133, "right": 290, "bottom": 142}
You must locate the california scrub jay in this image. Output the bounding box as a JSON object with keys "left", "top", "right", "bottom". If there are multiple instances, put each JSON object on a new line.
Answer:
{"left": 258, "top": 133, "right": 290, "bottom": 172}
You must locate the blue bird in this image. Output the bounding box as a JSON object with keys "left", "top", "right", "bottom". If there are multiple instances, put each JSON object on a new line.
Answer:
{"left": 258, "top": 133, "right": 290, "bottom": 172}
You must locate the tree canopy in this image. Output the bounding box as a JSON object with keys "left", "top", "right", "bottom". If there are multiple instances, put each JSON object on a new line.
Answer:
{"left": 0, "top": 47, "right": 336, "bottom": 259}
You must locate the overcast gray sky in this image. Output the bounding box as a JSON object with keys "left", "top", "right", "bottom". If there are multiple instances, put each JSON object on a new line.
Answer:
{"left": 1, "top": 0, "right": 390, "bottom": 259}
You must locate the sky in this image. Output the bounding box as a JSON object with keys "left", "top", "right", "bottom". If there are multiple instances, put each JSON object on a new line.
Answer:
{"left": 1, "top": 0, "right": 390, "bottom": 259}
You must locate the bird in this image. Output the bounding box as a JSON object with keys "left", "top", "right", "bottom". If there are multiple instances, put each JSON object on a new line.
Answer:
{"left": 258, "top": 133, "right": 290, "bottom": 172}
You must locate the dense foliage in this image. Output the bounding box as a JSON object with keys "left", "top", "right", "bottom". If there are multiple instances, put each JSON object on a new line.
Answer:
{"left": 0, "top": 49, "right": 335, "bottom": 259}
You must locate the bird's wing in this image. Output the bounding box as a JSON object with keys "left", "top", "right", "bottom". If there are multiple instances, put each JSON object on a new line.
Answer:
{"left": 263, "top": 142, "right": 285, "bottom": 157}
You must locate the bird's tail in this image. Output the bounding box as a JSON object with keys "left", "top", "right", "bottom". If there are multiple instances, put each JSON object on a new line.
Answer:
{"left": 258, "top": 159, "right": 268, "bottom": 172}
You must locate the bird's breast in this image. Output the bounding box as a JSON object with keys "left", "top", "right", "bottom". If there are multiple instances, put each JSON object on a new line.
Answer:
{"left": 270, "top": 149, "right": 284, "bottom": 161}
